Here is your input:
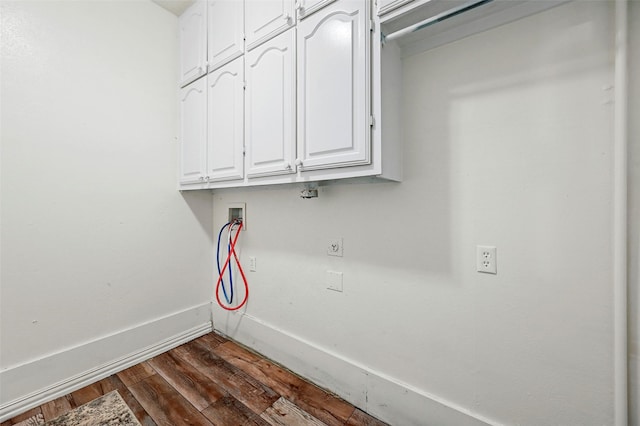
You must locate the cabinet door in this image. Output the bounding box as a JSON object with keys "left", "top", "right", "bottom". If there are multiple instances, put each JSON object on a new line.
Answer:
{"left": 245, "top": 0, "right": 295, "bottom": 51}
{"left": 179, "top": 0, "right": 207, "bottom": 87}
{"left": 245, "top": 30, "right": 296, "bottom": 178}
{"left": 297, "top": 0, "right": 336, "bottom": 19}
{"left": 208, "top": 0, "right": 244, "bottom": 71}
{"left": 297, "top": 0, "right": 370, "bottom": 171}
{"left": 179, "top": 78, "right": 208, "bottom": 184}
{"left": 207, "top": 58, "right": 244, "bottom": 182}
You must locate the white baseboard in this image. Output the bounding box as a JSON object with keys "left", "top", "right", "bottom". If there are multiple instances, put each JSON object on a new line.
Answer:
{"left": 631, "top": 353, "right": 639, "bottom": 425}
{"left": 0, "top": 303, "right": 213, "bottom": 422}
{"left": 216, "top": 313, "right": 499, "bottom": 426}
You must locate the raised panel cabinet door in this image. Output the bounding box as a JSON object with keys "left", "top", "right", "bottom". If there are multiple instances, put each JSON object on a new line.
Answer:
{"left": 296, "top": 0, "right": 336, "bottom": 19}
{"left": 245, "top": 0, "right": 295, "bottom": 50}
{"left": 245, "top": 29, "right": 296, "bottom": 178}
{"left": 297, "top": 0, "right": 370, "bottom": 171}
{"left": 207, "top": 58, "right": 245, "bottom": 182}
{"left": 179, "top": 78, "right": 208, "bottom": 184}
{"left": 179, "top": 0, "right": 207, "bottom": 86}
{"left": 208, "top": 0, "right": 244, "bottom": 71}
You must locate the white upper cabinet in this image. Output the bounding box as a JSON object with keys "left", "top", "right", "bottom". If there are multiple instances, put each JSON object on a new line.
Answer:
{"left": 245, "top": 29, "right": 296, "bottom": 178}
{"left": 179, "top": 0, "right": 207, "bottom": 87}
{"left": 208, "top": 0, "right": 244, "bottom": 71}
{"left": 207, "top": 58, "right": 245, "bottom": 182}
{"left": 377, "top": 0, "right": 413, "bottom": 16}
{"left": 296, "top": 0, "right": 336, "bottom": 19}
{"left": 179, "top": 78, "right": 208, "bottom": 184}
{"left": 178, "top": 0, "right": 402, "bottom": 189}
{"left": 296, "top": 0, "right": 370, "bottom": 171}
{"left": 245, "top": 0, "right": 295, "bottom": 50}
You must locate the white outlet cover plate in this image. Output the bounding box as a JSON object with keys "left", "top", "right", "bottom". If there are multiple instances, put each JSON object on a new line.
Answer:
{"left": 476, "top": 245, "right": 497, "bottom": 274}
{"left": 327, "top": 238, "right": 343, "bottom": 257}
{"left": 326, "top": 270, "right": 343, "bottom": 292}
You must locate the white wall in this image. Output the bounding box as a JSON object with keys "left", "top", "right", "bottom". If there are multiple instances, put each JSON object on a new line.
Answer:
{"left": 213, "top": 2, "right": 619, "bottom": 425}
{"left": 0, "top": 0, "right": 213, "bottom": 416}
{"left": 629, "top": 1, "right": 640, "bottom": 424}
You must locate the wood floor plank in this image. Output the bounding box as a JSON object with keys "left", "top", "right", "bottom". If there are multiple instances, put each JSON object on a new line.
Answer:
{"left": 260, "top": 397, "right": 326, "bottom": 426}
{"left": 213, "top": 341, "right": 354, "bottom": 426}
{"left": 40, "top": 395, "right": 73, "bottom": 421}
{"left": 201, "top": 395, "right": 271, "bottom": 426}
{"left": 71, "top": 381, "right": 103, "bottom": 406}
{"left": 345, "top": 409, "right": 389, "bottom": 426}
{"left": 195, "top": 332, "right": 228, "bottom": 349}
{"left": 174, "top": 341, "right": 280, "bottom": 415}
{"left": 5, "top": 406, "right": 42, "bottom": 424}
{"left": 245, "top": 417, "right": 276, "bottom": 426}
{"left": 291, "top": 382, "right": 355, "bottom": 426}
{"left": 97, "top": 375, "right": 157, "bottom": 426}
{"left": 212, "top": 341, "right": 293, "bottom": 392}
{"left": 129, "top": 374, "right": 213, "bottom": 426}
{"left": 149, "top": 350, "right": 226, "bottom": 410}
{"left": 117, "top": 361, "right": 156, "bottom": 387}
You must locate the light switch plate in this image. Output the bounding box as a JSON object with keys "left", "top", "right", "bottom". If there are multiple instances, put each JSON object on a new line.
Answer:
{"left": 326, "top": 270, "right": 343, "bottom": 292}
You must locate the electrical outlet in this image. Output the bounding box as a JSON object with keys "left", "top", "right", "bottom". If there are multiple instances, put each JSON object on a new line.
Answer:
{"left": 327, "top": 238, "right": 343, "bottom": 257}
{"left": 249, "top": 256, "right": 256, "bottom": 272}
{"left": 476, "top": 246, "right": 497, "bottom": 274}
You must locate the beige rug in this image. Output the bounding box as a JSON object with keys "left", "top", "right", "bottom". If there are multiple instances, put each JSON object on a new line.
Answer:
{"left": 13, "top": 413, "right": 44, "bottom": 426}
{"left": 15, "top": 391, "right": 141, "bottom": 426}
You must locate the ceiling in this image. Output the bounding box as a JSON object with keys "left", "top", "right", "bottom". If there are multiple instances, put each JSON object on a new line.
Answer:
{"left": 151, "top": 0, "right": 194, "bottom": 16}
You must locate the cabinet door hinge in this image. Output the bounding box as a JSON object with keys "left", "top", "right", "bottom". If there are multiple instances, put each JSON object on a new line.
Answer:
{"left": 369, "top": 19, "right": 375, "bottom": 32}
{"left": 243, "top": 81, "right": 246, "bottom": 90}
{"left": 369, "top": 115, "right": 375, "bottom": 127}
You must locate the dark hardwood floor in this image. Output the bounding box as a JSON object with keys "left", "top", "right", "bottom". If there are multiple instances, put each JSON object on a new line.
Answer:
{"left": 2, "top": 333, "right": 387, "bottom": 426}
